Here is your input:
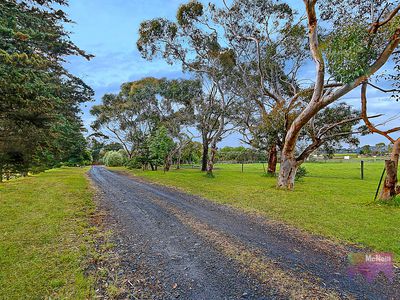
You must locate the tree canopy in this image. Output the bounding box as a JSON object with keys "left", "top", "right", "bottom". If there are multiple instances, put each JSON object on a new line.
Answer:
{"left": 0, "top": 0, "right": 94, "bottom": 179}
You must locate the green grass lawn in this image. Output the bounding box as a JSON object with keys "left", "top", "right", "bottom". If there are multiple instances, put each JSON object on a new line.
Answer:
{"left": 111, "top": 161, "right": 400, "bottom": 261}
{"left": 0, "top": 167, "right": 95, "bottom": 300}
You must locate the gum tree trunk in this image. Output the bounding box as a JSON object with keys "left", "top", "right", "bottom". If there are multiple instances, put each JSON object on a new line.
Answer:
{"left": 380, "top": 140, "right": 400, "bottom": 200}
{"left": 164, "top": 157, "right": 172, "bottom": 172}
{"left": 277, "top": 152, "right": 298, "bottom": 190}
{"left": 201, "top": 133, "right": 209, "bottom": 172}
{"left": 267, "top": 144, "right": 278, "bottom": 175}
{"left": 201, "top": 139, "right": 208, "bottom": 172}
{"left": 207, "top": 144, "right": 217, "bottom": 176}
{"left": 176, "top": 148, "right": 182, "bottom": 170}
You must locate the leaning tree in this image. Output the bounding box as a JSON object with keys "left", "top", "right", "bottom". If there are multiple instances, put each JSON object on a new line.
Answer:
{"left": 221, "top": 0, "right": 400, "bottom": 188}
{"left": 274, "top": 0, "right": 400, "bottom": 189}
{"left": 207, "top": 0, "right": 382, "bottom": 185}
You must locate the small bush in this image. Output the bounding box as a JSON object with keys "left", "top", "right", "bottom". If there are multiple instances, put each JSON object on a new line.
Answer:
{"left": 125, "top": 157, "right": 142, "bottom": 169}
{"left": 295, "top": 166, "right": 308, "bottom": 181}
{"left": 102, "top": 151, "right": 126, "bottom": 167}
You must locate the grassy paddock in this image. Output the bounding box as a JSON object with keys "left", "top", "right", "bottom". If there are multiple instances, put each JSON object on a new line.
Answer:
{"left": 0, "top": 167, "right": 95, "bottom": 299}
{"left": 111, "top": 161, "right": 400, "bottom": 261}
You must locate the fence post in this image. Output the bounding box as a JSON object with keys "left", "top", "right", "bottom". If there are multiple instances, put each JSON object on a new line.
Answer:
{"left": 374, "top": 167, "right": 386, "bottom": 201}
{"left": 241, "top": 162, "right": 244, "bottom": 173}
{"left": 361, "top": 160, "right": 364, "bottom": 180}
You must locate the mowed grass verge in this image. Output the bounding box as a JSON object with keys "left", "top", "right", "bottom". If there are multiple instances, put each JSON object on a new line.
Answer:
{"left": 0, "top": 167, "right": 95, "bottom": 299}
{"left": 111, "top": 162, "right": 400, "bottom": 261}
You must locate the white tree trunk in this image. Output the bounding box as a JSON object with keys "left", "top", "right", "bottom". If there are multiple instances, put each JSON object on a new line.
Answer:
{"left": 277, "top": 153, "right": 298, "bottom": 190}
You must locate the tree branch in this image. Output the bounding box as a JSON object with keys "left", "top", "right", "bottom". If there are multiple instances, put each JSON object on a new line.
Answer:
{"left": 361, "top": 81, "right": 396, "bottom": 143}
{"left": 325, "top": 26, "right": 400, "bottom": 106}
{"left": 369, "top": 4, "right": 400, "bottom": 34}
{"left": 304, "top": 0, "right": 325, "bottom": 103}
{"left": 367, "top": 82, "right": 400, "bottom": 94}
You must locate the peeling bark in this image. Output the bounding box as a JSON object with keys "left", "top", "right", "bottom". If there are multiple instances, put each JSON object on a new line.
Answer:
{"left": 380, "top": 140, "right": 400, "bottom": 200}
{"left": 277, "top": 152, "right": 298, "bottom": 190}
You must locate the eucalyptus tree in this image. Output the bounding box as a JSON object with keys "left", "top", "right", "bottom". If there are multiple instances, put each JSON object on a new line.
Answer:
{"left": 192, "top": 81, "right": 235, "bottom": 173}
{"left": 91, "top": 82, "right": 145, "bottom": 160}
{"left": 181, "top": 141, "right": 202, "bottom": 165}
{"left": 207, "top": 0, "right": 306, "bottom": 176}
{"left": 211, "top": 0, "right": 400, "bottom": 189}
{"left": 148, "top": 126, "right": 175, "bottom": 171}
{"left": 237, "top": 99, "right": 363, "bottom": 175}
{"left": 159, "top": 78, "right": 202, "bottom": 170}
{"left": 352, "top": 1, "right": 400, "bottom": 200}
{"left": 137, "top": 1, "right": 236, "bottom": 175}
{"left": 273, "top": 0, "right": 400, "bottom": 189}
{"left": 233, "top": 100, "right": 282, "bottom": 175}
{"left": 207, "top": 0, "right": 367, "bottom": 182}
{"left": 136, "top": 0, "right": 399, "bottom": 185}
{"left": 91, "top": 77, "right": 200, "bottom": 168}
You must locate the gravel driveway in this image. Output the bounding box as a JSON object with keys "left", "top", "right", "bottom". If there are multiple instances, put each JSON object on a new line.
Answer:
{"left": 89, "top": 166, "right": 399, "bottom": 299}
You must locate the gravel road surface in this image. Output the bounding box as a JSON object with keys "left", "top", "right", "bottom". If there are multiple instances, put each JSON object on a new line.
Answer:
{"left": 89, "top": 166, "right": 399, "bottom": 299}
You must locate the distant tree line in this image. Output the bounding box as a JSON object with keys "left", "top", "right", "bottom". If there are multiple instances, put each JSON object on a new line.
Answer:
{"left": 0, "top": 0, "right": 93, "bottom": 181}
{"left": 216, "top": 147, "right": 267, "bottom": 163}
{"left": 94, "top": 143, "right": 268, "bottom": 170}
{"left": 359, "top": 143, "right": 392, "bottom": 156}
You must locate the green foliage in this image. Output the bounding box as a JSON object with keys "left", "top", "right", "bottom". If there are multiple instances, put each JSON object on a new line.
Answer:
{"left": 375, "top": 143, "right": 387, "bottom": 155}
{"left": 148, "top": 126, "right": 175, "bottom": 167}
{"left": 177, "top": 1, "right": 204, "bottom": 26}
{"left": 91, "top": 77, "right": 200, "bottom": 167}
{"left": 295, "top": 166, "right": 308, "bottom": 181}
{"left": 137, "top": 19, "right": 179, "bottom": 59}
{"left": 218, "top": 49, "right": 236, "bottom": 71}
{"left": 0, "top": 0, "right": 93, "bottom": 179}
{"left": 125, "top": 157, "right": 143, "bottom": 169}
{"left": 181, "top": 141, "right": 202, "bottom": 164}
{"left": 360, "top": 145, "right": 372, "bottom": 155}
{"left": 217, "top": 146, "right": 267, "bottom": 162}
{"left": 102, "top": 151, "right": 127, "bottom": 167}
{"left": 319, "top": 1, "right": 399, "bottom": 86}
{"left": 375, "top": 197, "right": 400, "bottom": 207}
{"left": 324, "top": 23, "right": 377, "bottom": 83}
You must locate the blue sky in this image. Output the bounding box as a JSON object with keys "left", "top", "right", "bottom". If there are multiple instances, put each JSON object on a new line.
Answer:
{"left": 63, "top": 0, "right": 398, "bottom": 147}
